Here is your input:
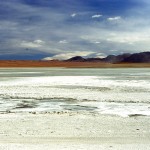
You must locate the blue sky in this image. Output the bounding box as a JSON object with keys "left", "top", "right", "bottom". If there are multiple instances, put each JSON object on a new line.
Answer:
{"left": 0, "top": 0, "right": 150, "bottom": 60}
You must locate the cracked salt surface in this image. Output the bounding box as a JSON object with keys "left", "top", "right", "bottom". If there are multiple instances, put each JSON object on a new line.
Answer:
{"left": 0, "top": 68, "right": 149, "bottom": 117}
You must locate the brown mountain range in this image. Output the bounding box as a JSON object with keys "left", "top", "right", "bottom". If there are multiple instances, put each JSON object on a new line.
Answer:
{"left": 66, "top": 52, "right": 150, "bottom": 63}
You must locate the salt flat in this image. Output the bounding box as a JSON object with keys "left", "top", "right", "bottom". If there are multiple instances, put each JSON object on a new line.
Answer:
{"left": 0, "top": 68, "right": 150, "bottom": 149}
{"left": 0, "top": 113, "right": 150, "bottom": 150}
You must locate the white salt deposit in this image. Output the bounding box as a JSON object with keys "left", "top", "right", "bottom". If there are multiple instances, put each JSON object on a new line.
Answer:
{"left": 0, "top": 68, "right": 149, "bottom": 117}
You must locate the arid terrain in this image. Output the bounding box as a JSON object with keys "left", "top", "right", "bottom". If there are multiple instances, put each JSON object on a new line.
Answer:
{"left": 0, "top": 60, "right": 150, "bottom": 68}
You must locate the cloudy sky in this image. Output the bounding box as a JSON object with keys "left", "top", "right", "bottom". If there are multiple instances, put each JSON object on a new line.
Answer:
{"left": 0, "top": 0, "right": 150, "bottom": 60}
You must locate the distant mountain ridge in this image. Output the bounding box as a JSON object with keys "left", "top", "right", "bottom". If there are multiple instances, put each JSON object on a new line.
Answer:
{"left": 66, "top": 52, "right": 150, "bottom": 63}
{"left": 67, "top": 56, "right": 86, "bottom": 62}
{"left": 123, "top": 52, "right": 150, "bottom": 63}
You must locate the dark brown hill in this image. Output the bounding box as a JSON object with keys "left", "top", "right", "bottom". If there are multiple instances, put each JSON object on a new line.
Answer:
{"left": 122, "top": 52, "right": 150, "bottom": 63}
{"left": 66, "top": 56, "right": 86, "bottom": 62}
{"left": 103, "top": 53, "right": 131, "bottom": 63}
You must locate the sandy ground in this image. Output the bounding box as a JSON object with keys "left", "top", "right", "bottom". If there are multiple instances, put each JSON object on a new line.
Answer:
{"left": 0, "top": 60, "right": 150, "bottom": 68}
{"left": 0, "top": 113, "right": 150, "bottom": 149}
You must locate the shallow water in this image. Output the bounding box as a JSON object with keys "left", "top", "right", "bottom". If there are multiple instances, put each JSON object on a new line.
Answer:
{"left": 0, "top": 68, "right": 149, "bottom": 117}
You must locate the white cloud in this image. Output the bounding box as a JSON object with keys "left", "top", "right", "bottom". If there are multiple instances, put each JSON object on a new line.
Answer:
{"left": 20, "top": 39, "right": 45, "bottom": 48}
{"left": 95, "top": 53, "right": 107, "bottom": 58}
{"left": 106, "top": 33, "right": 150, "bottom": 43}
{"left": 107, "top": 16, "right": 121, "bottom": 21}
{"left": 59, "top": 40, "right": 68, "bottom": 44}
{"left": 34, "top": 39, "right": 45, "bottom": 44}
{"left": 110, "top": 50, "right": 118, "bottom": 52}
{"left": 81, "top": 25, "right": 150, "bottom": 45}
{"left": 92, "top": 14, "right": 102, "bottom": 18}
{"left": 94, "top": 41, "right": 101, "bottom": 44}
{"left": 71, "top": 13, "right": 77, "bottom": 17}
{"left": 89, "top": 41, "right": 101, "bottom": 44}
{"left": 43, "top": 51, "right": 95, "bottom": 60}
